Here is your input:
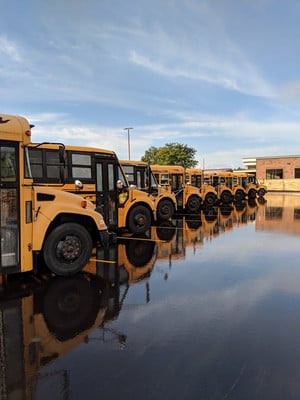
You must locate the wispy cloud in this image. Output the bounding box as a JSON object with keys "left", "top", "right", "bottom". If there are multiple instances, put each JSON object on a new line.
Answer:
{"left": 28, "top": 109, "right": 300, "bottom": 170}
{"left": 0, "top": 36, "right": 22, "bottom": 61}
{"left": 1, "top": 0, "right": 300, "bottom": 170}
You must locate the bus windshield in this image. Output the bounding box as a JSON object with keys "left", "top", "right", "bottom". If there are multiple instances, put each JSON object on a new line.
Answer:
{"left": 117, "top": 166, "right": 129, "bottom": 188}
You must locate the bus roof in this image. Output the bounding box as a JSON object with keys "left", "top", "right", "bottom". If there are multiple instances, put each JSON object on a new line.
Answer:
{"left": 186, "top": 168, "right": 204, "bottom": 174}
{"left": 151, "top": 165, "right": 185, "bottom": 173}
{"left": 30, "top": 143, "right": 117, "bottom": 157}
{"left": 120, "top": 160, "right": 148, "bottom": 166}
{"left": 0, "top": 113, "right": 32, "bottom": 144}
{"left": 204, "top": 170, "right": 233, "bottom": 177}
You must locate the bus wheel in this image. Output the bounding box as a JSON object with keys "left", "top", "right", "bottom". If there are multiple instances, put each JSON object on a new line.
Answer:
{"left": 258, "top": 188, "right": 266, "bottom": 197}
{"left": 248, "top": 188, "right": 257, "bottom": 199}
{"left": 204, "top": 193, "right": 217, "bottom": 207}
{"left": 221, "top": 191, "right": 232, "bottom": 204}
{"left": 43, "top": 223, "right": 93, "bottom": 276}
{"left": 235, "top": 190, "right": 245, "bottom": 202}
{"left": 157, "top": 199, "right": 175, "bottom": 220}
{"left": 126, "top": 238, "right": 155, "bottom": 267}
{"left": 186, "top": 195, "right": 201, "bottom": 213}
{"left": 42, "top": 275, "right": 98, "bottom": 341}
{"left": 156, "top": 220, "right": 176, "bottom": 241}
{"left": 127, "top": 205, "right": 151, "bottom": 234}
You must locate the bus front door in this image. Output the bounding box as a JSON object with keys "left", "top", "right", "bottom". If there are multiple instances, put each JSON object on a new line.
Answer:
{"left": 95, "top": 157, "right": 119, "bottom": 231}
{"left": 0, "top": 142, "right": 20, "bottom": 273}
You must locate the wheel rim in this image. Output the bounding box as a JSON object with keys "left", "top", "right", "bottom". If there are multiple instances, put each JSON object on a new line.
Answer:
{"left": 235, "top": 191, "right": 244, "bottom": 202}
{"left": 57, "top": 291, "right": 81, "bottom": 313}
{"left": 159, "top": 202, "right": 173, "bottom": 218}
{"left": 222, "top": 192, "right": 231, "bottom": 204}
{"left": 134, "top": 213, "right": 147, "bottom": 228}
{"left": 187, "top": 197, "right": 201, "bottom": 212}
{"left": 56, "top": 235, "right": 82, "bottom": 263}
{"left": 161, "top": 205, "right": 171, "bottom": 216}
{"left": 205, "top": 194, "right": 216, "bottom": 206}
{"left": 249, "top": 189, "right": 256, "bottom": 198}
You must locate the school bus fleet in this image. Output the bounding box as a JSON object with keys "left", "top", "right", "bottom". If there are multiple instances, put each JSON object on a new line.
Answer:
{"left": 0, "top": 113, "right": 267, "bottom": 279}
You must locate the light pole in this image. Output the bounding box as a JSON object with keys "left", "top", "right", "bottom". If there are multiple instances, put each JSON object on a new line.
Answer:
{"left": 123, "top": 127, "right": 133, "bottom": 160}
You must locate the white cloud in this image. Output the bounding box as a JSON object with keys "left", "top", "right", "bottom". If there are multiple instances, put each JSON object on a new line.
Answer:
{"left": 0, "top": 36, "right": 21, "bottom": 62}
{"left": 1, "top": 0, "right": 300, "bottom": 170}
{"left": 27, "top": 109, "right": 300, "bottom": 170}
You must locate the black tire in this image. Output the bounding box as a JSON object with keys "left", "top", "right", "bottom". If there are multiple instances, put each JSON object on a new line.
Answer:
{"left": 43, "top": 223, "right": 92, "bottom": 276}
{"left": 258, "top": 196, "right": 267, "bottom": 205}
{"left": 248, "top": 188, "right": 257, "bottom": 199}
{"left": 258, "top": 188, "right": 266, "bottom": 197}
{"left": 204, "top": 193, "right": 217, "bottom": 207}
{"left": 156, "top": 220, "right": 176, "bottom": 241}
{"left": 235, "top": 189, "right": 245, "bottom": 202}
{"left": 220, "top": 204, "right": 233, "bottom": 216}
{"left": 221, "top": 190, "right": 232, "bottom": 204}
{"left": 186, "top": 215, "right": 202, "bottom": 230}
{"left": 126, "top": 238, "right": 155, "bottom": 267}
{"left": 203, "top": 207, "right": 218, "bottom": 222}
{"left": 235, "top": 202, "right": 245, "bottom": 212}
{"left": 186, "top": 195, "right": 201, "bottom": 213}
{"left": 247, "top": 198, "right": 257, "bottom": 208}
{"left": 42, "top": 275, "right": 98, "bottom": 341}
{"left": 157, "top": 199, "right": 175, "bottom": 220}
{"left": 127, "top": 205, "right": 151, "bottom": 234}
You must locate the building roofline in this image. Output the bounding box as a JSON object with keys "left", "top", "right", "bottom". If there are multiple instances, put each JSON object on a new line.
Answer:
{"left": 255, "top": 155, "right": 300, "bottom": 160}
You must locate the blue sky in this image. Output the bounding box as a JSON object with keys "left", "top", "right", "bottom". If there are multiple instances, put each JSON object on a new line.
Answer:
{"left": 1, "top": 0, "right": 300, "bottom": 168}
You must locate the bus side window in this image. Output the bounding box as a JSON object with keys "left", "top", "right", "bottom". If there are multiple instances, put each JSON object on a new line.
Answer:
{"left": 1, "top": 148, "right": 16, "bottom": 181}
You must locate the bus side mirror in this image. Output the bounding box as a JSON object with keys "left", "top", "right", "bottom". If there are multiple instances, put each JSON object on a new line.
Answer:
{"left": 75, "top": 179, "right": 83, "bottom": 190}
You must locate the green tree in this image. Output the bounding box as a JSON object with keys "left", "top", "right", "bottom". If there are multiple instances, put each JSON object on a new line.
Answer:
{"left": 141, "top": 146, "right": 160, "bottom": 165}
{"left": 141, "top": 142, "right": 198, "bottom": 168}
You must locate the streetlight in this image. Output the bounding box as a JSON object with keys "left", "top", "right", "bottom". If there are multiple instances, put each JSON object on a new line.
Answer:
{"left": 123, "top": 127, "right": 133, "bottom": 160}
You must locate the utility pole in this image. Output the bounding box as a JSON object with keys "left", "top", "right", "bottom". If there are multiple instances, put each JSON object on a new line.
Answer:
{"left": 123, "top": 127, "right": 133, "bottom": 160}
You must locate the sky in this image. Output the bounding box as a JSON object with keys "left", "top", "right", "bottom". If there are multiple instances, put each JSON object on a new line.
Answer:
{"left": 1, "top": 0, "right": 300, "bottom": 169}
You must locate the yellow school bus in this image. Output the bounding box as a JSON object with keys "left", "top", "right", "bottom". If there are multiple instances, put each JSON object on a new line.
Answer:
{"left": 120, "top": 159, "right": 177, "bottom": 219}
{"left": 185, "top": 168, "right": 218, "bottom": 207}
{"left": 150, "top": 164, "right": 202, "bottom": 213}
{"left": 233, "top": 172, "right": 256, "bottom": 199}
{"left": 0, "top": 114, "right": 109, "bottom": 276}
{"left": 230, "top": 172, "right": 247, "bottom": 201}
{"left": 203, "top": 170, "right": 234, "bottom": 204}
{"left": 28, "top": 144, "right": 156, "bottom": 234}
{"left": 204, "top": 170, "right": 251, "bottom": 203}
{"left": 206, "top": 170, "right": 247, "bottom": 202}
{"left": 208, "top": 170, "right": 248, "bottom": 202}
{"left": 232, "top": 172, "right": 267, "bottom": 198}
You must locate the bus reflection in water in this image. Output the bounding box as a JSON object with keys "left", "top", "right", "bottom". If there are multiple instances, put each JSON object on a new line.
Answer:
{"left": 0, "top": 274, "right": 108, "bottom": 399}
{"left": 0, "top": 198, "right": 267, "bottom": 398}
{"left": 0, "top": 235, "right": 159, "bottom": 399}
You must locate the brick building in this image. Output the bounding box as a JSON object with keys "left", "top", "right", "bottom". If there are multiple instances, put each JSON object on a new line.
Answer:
{"left": 249, "top": 155, "right": 300, "bottom": 192}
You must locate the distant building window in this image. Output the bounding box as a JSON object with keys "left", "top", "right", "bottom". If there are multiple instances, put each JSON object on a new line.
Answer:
{"left": 295, "top": 168, "right": 300, "bottom": 178}
{"left": 266, "top": 206, "right": 282, "bottom": 220}
{"left": 294, "top": 208, "right": 300, "bottom": 219}
{"left": 266, "top": 169, "right": 283, "bottom": 179}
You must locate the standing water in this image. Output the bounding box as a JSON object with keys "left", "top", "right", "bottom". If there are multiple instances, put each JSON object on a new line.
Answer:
{"left": 1, "top": 193, "right": 300, "bottom": 400}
